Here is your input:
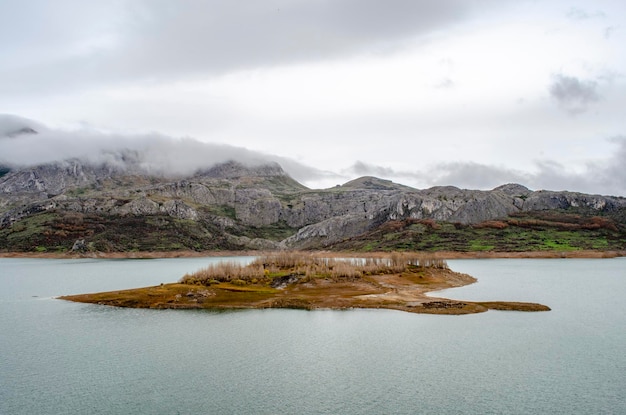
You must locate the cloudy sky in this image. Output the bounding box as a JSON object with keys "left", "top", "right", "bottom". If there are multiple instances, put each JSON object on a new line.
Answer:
{"left": 1, "top": 0, "right": 625, "bottom": 195}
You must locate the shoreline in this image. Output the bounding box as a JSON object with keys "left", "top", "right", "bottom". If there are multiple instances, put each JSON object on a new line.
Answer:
{"left": 60, "top": 266, "right": 551, "bottom": 315}
{"left": 2, "top": 249, "right": 624, "bottom": 260}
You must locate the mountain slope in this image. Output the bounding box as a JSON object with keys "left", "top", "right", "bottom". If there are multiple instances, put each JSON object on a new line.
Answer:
{"left": 1, "top": 158, "right": 625, "bottom": 253}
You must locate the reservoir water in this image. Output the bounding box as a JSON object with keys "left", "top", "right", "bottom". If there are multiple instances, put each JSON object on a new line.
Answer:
{"left": 1, "top": 257, "right": 625, "bottom": 414}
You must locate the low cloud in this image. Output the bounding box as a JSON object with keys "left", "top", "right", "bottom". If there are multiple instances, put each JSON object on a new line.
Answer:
{"left": 604, "top": 26, "right": 616, "bottom": 39}
{"left": 428, "top": 162, "right": 530, "bottom": 189}
{"left": 345, "top": 160, "right": 528, "bottom": 191}
{"left": 0, "top": 114, "right": 329, "bottom": 185}
{"left": 344, "top": 138, "right": 626, "bottom": 196}
{"left": 350, "top": 161, "right": 399, "bottom": 178}
{"left": 439, "top": 150, "right": 626, "bottom": 194}
{"left": 344, "top": 161, "right": 428, "bottom": 185}
{"left": 566, "top": 7, "right": 606, "bottom": 21}
{"left": 0, "top": 114, "right": 45, "bottom": 137}
{"left": 435, "top": 78, "right": 455, "bottom": 89}
{"left": 597, "top": 135, "right": 626, "bottom": 194}
{"left": 549, "top": 74, "right": 601, "bottom": 115}
{"left": 3, "top": 115, "right": 625, "bottom": 196}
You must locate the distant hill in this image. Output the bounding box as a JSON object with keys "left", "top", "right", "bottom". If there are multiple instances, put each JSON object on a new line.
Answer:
{"left": 1, "top": 156, "right": 625, "bottom": 253}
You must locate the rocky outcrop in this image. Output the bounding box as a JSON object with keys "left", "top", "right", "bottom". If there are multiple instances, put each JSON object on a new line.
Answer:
{"left": 1, "top": 162, "right": 98, "bottom": 196}
{"left": 115, "top": 197, "right": 160, "bottom": 216}
{"left": 1, "top": 156, "right": 625, "bottom": 251}
{"left": 160, "top": 200, "right": 198, "bottom": 220}
{"left": 522, "top": 190, "right": 617, "bottom": 211}
{"left": 196, "top": 160, "right": 288, "bottom": 179}
{"left": 0, "top": 199, "right": 57, "bottom": 228}
{"left": 71, "top": 239, "right": 87, "bottom": 252}
{"left": 282, "top": 213, "right": 374, "bottom": 249}
{"left": 234, "top": 188, "right": 281, "bottom": 227}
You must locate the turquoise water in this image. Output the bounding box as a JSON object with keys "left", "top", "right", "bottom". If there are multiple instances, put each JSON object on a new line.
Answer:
{"left": 1, "top": 257, "right": 625, "bottom": 414}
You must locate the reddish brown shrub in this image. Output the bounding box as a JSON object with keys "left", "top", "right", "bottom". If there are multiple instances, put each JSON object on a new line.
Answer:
{"left": 472, "top": 220, "right": 508, "bottom": 230}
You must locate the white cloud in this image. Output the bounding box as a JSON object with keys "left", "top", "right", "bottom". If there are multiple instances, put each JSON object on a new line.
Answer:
{"left": 343, "top": 137, "right": 626, "bottom": 196}
{"left": 0, "top": 0, "right": 506, "bottom": 96}
{"left": 0, "top": 114, "right": 331, "bottom": 184}
{"left": 549, "top": 74, "right": 601, "bottom": 114}
{"left": 1, "top": 1, "right": 625, "bottom": 196}
{"left": 2, "top": 115, "right": 626, "bottom": 196}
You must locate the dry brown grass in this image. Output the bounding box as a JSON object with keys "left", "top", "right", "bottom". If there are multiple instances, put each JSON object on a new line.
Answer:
{"left": 61, "top": 252, "right": 552, "bottom": 314}
{"left": 180, "top": 261, "right": 264, "bottom": 284}
{"left": 180, "top": 252, "right": 448, "bottom": 286}
{"left": 61, "top": 266, "right": 551, "bottom": 314}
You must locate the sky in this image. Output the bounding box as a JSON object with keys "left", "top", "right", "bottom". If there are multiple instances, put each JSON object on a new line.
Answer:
{"left": 1, "top": 0, "right": 625, "bottom": 195}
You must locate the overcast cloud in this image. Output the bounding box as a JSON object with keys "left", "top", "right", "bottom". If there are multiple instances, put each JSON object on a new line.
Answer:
{"left": 1, "top": 113, "right": 625, "bottom": 196}
{"left": 0, "top": 114, "right": 337, "bottom": 184}
{"left": 549, "top": 74, "right": 601, "bottom": 114}
{"left": 1, "top": 0, "right": 625, "bottom": 196}
{"left": 0, "top": 0, "right": 497, "bottom": 95}
{"left": 346, "top": 136, "right": 626, "bottom": 196}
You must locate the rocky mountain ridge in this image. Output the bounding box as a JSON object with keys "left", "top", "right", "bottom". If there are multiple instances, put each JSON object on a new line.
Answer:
{"left": 1, "top": 157, "right": 625, "bottom": 252}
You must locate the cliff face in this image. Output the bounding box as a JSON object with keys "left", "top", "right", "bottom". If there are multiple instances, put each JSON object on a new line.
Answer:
{"left": 1, "top": 159, "right": 625, "bottom": 252}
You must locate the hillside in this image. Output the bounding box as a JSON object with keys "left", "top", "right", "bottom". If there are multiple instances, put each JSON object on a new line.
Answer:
{"left": 1, "top": 162, "right": 625, "bottom": 254}
{"left": 1, "top": 136, "right": 625, "bottom": 254}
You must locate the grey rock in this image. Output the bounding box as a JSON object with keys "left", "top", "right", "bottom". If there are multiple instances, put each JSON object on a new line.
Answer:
{"left": 115, "top": 197, "right": 160, "bottom": 216}
{"left": 282, "top": 213, "right": 374, "bottom": 249}
{"left": 160, "top": 200, "right": 198, "bottom": 220}
{"left": 71, "top": 239, "right": 87, "bottom": 252}
{"left": 270, "top": 274, "right": 301, "bottom": 289}
{"left": 196, "top": 160, "right": 287, "bottom": 179}
{"left": 234, "top": 188, "right": 281, "bottom": 227}
{"left": 1, "top": 158, "right": 625, "bottom": 251}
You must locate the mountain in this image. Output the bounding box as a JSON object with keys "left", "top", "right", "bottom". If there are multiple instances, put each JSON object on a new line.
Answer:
{"left": 0, "top": 121, "right": 39, "bottom": 178}
{"left": 1, "top": 157, "right": 625, "bottom": 253}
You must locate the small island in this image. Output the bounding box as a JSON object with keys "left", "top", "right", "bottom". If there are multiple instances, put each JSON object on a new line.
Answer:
{"left": 60, "top": 252, "right": 550, "bottom": 315}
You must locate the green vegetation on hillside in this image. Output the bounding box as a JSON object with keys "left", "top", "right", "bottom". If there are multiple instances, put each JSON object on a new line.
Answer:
{"left": 1, "top": 207, "right": 625, "bottom": 254}
{"left": 0, "top": 210, "right": 242, "bottom": 253}
{"left": 331, "top": 211, "right": 626, "bottom": 252}
{"left": 226, "top": 220, "right": 299, "bottom": 242}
